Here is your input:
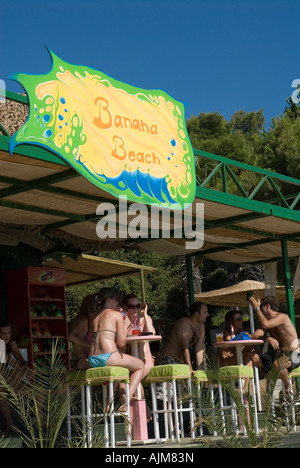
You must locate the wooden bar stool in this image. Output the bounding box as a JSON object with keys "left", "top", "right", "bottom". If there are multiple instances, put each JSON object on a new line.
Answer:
{"left": 66, "top": 367, "right": 131, "bottom": 448}
{"left": 148, "top": 364, "right": 195, "bottom": 443}
{"left": 218, "top": 365, "right": 259, "bottom": 435}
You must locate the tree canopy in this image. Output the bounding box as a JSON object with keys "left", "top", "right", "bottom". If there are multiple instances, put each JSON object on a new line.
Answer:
{"left": 187, "top": 100, "right": 300, "bottom": 180}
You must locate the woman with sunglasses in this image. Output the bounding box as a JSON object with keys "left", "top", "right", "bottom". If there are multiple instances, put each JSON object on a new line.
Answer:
{"left": 218, "top": 310, "right": 256, "bottom": 367}
{"left": 123, "top": 294, "right": 156, "bottom": 377}
{"left": 223, "top": 310, "right": 244, "bottom": 341}
{"left": 122, "top": 294, "right": 156, "bottom": 421}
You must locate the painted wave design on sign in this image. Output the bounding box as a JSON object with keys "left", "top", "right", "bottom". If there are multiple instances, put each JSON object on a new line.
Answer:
{"left": 9, "top": 49, "right": 196, "bottom": 209}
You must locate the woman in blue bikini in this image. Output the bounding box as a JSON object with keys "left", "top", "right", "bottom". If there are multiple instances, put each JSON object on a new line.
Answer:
{"left": 88, "top": 288, "right": 145, "bottom": 403}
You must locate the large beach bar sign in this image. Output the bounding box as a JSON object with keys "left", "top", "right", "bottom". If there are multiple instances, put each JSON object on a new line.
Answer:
{"left": 10, "top": 49, "right": 196, "bottom": 209}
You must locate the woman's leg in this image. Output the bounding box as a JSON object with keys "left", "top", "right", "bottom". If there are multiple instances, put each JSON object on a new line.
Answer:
{"left": 143, "top": 358, "right": 154, "bottom": 380}
{"left": 107, "top": 352, "right": 145, "bottom": 400}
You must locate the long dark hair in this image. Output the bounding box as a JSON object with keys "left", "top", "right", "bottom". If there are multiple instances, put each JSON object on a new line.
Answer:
{"left": 69, "top": 294, "right": 94, "bottom": 332}
{"left": 70, "top": 288, "right": 120, "bottom": 332}
{"left": 224, "top": 310, "right": 243, "bottom": 334}
{"left": 94, "top": 287, "right": 119, "bottom": 310}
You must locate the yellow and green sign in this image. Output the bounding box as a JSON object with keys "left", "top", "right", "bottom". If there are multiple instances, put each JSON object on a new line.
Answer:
{"left": 10, "top": 49, "right": 196, "bottom": 209}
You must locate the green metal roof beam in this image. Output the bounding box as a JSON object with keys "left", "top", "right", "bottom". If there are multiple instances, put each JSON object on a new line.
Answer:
{"left": 41, "top": 212, "right": 101, "bottom": 232}
{"left": 193, "top": 236, "right": 281, "bottom": 257}
{"left": 5, "top": 90, "right": 28, "bottom": 104}
{"left": 204, "top": 212, "right": 269, "bottom": 230}
{"left": 196, "top": 185, "right": 300, "bottom": 222}
{"left": 0, "top": 168, "right": 76, "bottom": 199}
{"left": 0, "top": 135, "right": 68, "bottom": 167}
{"left": 290, "top": 192, "right": 300, "bottom": 210}
{"left": 194, "top": 147, "right": 300, "bottom": 186}
{"left": 0, "top": 122, "right": 9, "bottom": 137}
{"left": 0, "top": 198, "right": 86, "bottom": 220}
{"left": 198, "top": 162, "right": 223, "bottom": 187}
{"left": 224, "top": 163, "right": 249, "bottom": 198}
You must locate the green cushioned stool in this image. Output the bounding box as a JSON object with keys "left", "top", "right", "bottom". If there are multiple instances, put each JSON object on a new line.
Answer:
{"left": 218, "top": 365, "right": 259, "bottom": 436}
{"left": 289, "top": 366, "right": 300, "bottom": 379}
{"left": 148, "top": 364, "right": 194, "bottom": 443}
{"left": 192, "top": 370, "right": 213, "bottom": 382}
{"left": 67, "top": 367, "right": 130, "bottom": 385}
{"left": 219, "top": 365, "right": 254, "bottom": 379}
{"left": 66, "top": 367, "right": 131, "bottom": 448}
{"left": 148, "top": 364, "right": 191, "bottom": 382}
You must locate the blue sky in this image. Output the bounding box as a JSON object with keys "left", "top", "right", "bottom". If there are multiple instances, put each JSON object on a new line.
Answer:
{"left": 1, "top": 0, "right": 300, "bottom": 128}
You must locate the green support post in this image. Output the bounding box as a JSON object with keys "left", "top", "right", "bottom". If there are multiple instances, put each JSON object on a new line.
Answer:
{"left": 281, "top": 237, "right": 296, "bottom": 326}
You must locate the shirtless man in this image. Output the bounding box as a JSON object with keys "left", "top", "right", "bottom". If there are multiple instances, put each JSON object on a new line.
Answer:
{"left": 159, "top": 302, "right": 209, "bottom": 373}
{"left": 250, "top": 295, "right": 300, "bottom": 391}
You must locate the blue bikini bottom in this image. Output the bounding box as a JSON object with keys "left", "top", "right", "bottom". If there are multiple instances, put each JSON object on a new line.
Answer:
{"left": 88, "top": 351, "right": 117, "bottom": 368}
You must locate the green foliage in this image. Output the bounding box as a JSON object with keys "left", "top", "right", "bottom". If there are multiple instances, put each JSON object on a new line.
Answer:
{"left": 66, "top": 250, "right": 186, "bottom": 323}
{"left": 187, "top": 109, "right": 264, "bottom": 168}
{"left": 0, "top": 342, "right": 105, "bottom": 448}
{"left": 188, "top": 102, "right": 300, "bottom": 194}
{"left": 193, "top": 364, "right": 294, "bottom": 448}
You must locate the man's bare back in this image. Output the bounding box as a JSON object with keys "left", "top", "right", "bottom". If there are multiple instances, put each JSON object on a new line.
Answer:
{"left": 159, "top": 302, "right": 209, "bottom": 372}
{"left": 161, "top": 318, "right": 203, "bottom": 362}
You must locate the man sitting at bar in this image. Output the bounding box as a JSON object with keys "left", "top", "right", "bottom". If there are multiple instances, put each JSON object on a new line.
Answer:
{"left": 158, "top": 301, "right": 209, "bottom": 373}
{"left": 250, "top": 295, "right": 300, "bottom": 393}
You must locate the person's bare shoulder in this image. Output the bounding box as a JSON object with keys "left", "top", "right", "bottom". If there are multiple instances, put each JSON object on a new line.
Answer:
{"left": 174, "top": 317, "right": 191, "bottom": 334}
{"left": 176, "top": 317, "right": 189, "bottom": 326}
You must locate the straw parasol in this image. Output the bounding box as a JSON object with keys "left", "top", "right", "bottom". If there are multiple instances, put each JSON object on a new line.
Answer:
{"left": 195, "top": 280, "right": 268, "bottom": 308}
{"left": 195, "top": 280, "right": 300, "bottom": 309}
